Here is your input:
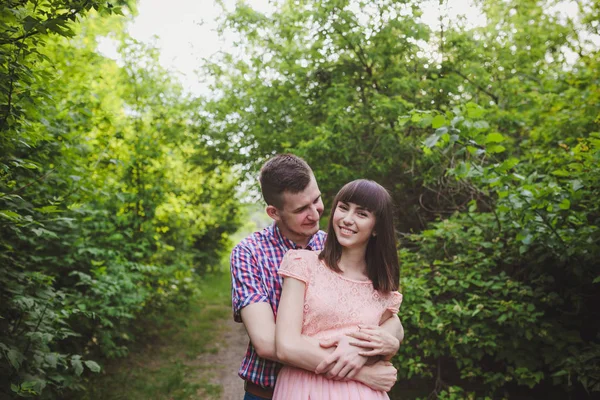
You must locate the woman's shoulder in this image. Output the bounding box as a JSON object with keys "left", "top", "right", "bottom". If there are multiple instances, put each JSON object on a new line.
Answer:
{"left": 279, "top": 250, "right": 320, "bottom": 283}
{"left": 285, "top": 249, "right": 320, "bottom": 262}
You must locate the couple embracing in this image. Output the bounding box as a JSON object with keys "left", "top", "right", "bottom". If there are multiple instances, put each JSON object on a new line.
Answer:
{"left": 231, "top": 154, "right": 404, "bottom": 400}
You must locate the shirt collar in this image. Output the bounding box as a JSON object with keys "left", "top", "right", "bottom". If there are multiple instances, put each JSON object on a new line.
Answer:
{"left": 270, "top": 222, "right": 319, "bottom": 251}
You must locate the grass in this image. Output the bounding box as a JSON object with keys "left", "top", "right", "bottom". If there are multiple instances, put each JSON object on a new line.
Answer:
{"left": 82, "top": 271, "right": 232, "bottom": 400}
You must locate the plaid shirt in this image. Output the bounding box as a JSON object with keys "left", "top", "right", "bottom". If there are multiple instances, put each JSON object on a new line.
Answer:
{"left": 230, "top": 222, "right": 326, "bottom": 388}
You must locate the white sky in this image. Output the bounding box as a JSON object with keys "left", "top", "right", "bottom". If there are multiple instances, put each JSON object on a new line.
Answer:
{"left": 97, "top": 0, "right": 489, "bottom": 96}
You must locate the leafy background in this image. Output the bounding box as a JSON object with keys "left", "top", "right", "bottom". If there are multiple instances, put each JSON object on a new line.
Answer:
{"left": 1, "top": 0, "right": 598, "bottom": 399}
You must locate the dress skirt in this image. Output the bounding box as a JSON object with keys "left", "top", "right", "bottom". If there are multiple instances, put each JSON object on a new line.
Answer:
{"left": 273, "top": 366, "right": 390, "bottom": 400}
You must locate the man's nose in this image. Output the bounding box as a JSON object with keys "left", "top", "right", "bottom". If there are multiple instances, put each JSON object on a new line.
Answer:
{"left": 307, "top": 205, "right": 320, "bottom": 221}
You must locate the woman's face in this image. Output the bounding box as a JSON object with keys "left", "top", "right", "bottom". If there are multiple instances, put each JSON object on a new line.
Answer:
{"left": 332, "top": 201, "right": 376, "bottom": 250}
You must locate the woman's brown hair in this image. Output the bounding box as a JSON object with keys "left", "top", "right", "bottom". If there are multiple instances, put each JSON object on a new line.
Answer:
{"left": 319, "top": 179, "right": 399, "bottom": 292}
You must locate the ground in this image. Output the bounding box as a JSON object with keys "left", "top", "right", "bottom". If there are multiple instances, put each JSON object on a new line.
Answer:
{"left": 84, "top": 272, "right": 247, "bottom": 400}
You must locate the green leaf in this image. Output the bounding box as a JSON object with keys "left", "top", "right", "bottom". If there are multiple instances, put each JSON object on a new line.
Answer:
{"left": 487, "top": 145, "right": 506, "bottom": 154}
{"left": 71, "top": 356, "right": 83, "bottom": 376}
{"left": 466, "top": 102, "right": 485, "bottom": 119}
{"left": 485, "top": 132, "right": 505, "bottom": 143}
{"left": 496, "top": 158, "right": 520, "bottom": 172}
{"left": 397, "top": 116, "right": 410, "bottom": 126}
{"left": 7, "top": 349, "right": 24, "bottom": 370}
{"left": 424, "top": 134, "right": 440, "bottom": 148}
{"left": 23, "top": 16, "right": 39, "bottom": 32}
{"left": 551, "top": 169, "right": 570, "bottom": 177}
{"left": 0, "top": 210, "right": 21, "bottom": 220}
{"left": 45, "top": 353, "right": 58, "bottom": 369}
{"left": 84, "top": 360, "right": 101, "bottom": 373}
{"left": 431, "top": 115, "right": 446, "bottom": 128}
{"left": 559, "top": 199, "right": 571, "bottom": 210}
{"left": 34, "top": 205, "right": 61, "bottom": 214}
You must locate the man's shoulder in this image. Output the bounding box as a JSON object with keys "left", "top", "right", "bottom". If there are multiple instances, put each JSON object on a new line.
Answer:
{"left": 232, "top": 225, "right": 273, "bottom": 253}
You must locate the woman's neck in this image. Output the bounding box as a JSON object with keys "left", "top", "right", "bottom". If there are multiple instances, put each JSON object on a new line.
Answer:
{"left": 338, "top": 246, "right": 368, "bottom": 279}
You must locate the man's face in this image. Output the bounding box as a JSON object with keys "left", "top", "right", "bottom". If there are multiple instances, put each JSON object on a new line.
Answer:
{"left": 274, "top": 175, "right": 324, "bottom": 243}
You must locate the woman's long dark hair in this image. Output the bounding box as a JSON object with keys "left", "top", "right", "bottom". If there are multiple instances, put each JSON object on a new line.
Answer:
{"left": 319, "top": 179, "right": 400, "bottom": 292}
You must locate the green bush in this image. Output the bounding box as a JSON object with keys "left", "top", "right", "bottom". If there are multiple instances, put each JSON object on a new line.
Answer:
{"left": 0, "top": 2, "right": 241, "bottom": 398}
{"left": 396, "top": 105, "right": 599, "bottom": 397}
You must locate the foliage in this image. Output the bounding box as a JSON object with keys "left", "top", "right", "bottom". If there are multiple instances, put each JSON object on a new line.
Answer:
{"left": 205, "top": 0, "right": 600, "bottom": 397}
{"left": 398, "top": 105, "right": 599, "bottom": 398}
{"left": 83, "top": 271, "right": 232, "bottom": 400}
{"left": 0, "top": 2, "right": 241, "bottom": 398}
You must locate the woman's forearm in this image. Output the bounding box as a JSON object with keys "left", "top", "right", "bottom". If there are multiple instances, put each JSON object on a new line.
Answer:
{"left": 276, "top": 334, "right": 334, "bottom": 372}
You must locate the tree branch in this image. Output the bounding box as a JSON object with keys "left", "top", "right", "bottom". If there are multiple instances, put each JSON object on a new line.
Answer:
{"left": 447, "top": 68, "right": 500, "bottom": 104}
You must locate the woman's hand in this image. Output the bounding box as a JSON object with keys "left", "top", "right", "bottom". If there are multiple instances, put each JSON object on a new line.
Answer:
{"left": 315, "top": 335, "right": 368, "bottom": 380}
{"left": 346, "top": 325, "right": 400, "bottom": 360}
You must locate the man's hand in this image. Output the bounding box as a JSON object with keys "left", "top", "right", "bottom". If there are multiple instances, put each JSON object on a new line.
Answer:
{"left": 355, "top": 360, "right": 398, "bottom": 392}
{"left": 315, "top": 335, "right": 368, "bottom": 380}
{"left": 346, "top": 325, "right": 400, "bottom": 360}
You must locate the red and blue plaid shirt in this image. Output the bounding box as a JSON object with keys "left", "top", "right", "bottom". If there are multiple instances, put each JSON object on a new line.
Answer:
{"left": 230, "top": 222, "right": 326, "bottom": 388}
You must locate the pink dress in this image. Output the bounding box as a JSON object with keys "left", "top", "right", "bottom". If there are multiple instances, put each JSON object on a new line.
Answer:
{"left": 273, "top": 250, "right": 403, "bottom": 400}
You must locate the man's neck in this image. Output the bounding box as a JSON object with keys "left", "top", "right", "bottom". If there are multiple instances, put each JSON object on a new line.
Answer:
{"left": 275, "top": 222, "right": 310, "bottom": 249}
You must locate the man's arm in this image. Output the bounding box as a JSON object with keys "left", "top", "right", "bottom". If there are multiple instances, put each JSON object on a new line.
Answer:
{"left": 378, "top": 313, "right": 404, "bottom": 360}
{"left": 232, "top": 245, "right": 331, "bottom": 363}
{"left": 231, "top": 244, "right": 279, "bottom": 361}
{"left": 240, "top": 303, "right": 278, "bottom": 361}
{"left": 381, "top": 313, "right": 404, "bottom": 344}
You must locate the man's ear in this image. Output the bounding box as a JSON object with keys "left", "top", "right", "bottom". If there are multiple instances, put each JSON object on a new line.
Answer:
{"left": 266, "top": 205, "right": 281, "bottom": 221}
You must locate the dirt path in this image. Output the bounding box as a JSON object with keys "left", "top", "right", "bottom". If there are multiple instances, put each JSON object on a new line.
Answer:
{"left": 192, "top": 311, "right": 248, "bottom": 400}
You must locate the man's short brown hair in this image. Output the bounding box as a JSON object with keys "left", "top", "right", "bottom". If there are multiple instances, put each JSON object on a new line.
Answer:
{"left": 259, "top": 154, "right": 313, "bottom": 209}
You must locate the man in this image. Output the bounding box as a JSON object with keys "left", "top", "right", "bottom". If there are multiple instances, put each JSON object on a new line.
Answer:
{"left": 231, "top": 154, "right": 404, "bottom": 400}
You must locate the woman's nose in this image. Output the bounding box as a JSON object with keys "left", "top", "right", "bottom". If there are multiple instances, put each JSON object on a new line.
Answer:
{"left": 342, "top": 214, "right": 353, "bottom": 225}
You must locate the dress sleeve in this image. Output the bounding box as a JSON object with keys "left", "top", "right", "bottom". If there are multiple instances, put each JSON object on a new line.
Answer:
{"left": 387, "top": 291, "right": 403, "bottom": 314}
{"left": 277, "top": 250, "right": 314, "bottom": 285}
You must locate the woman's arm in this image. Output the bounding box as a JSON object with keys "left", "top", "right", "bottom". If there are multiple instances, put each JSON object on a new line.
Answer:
{"left": 275, "top": 277, "right": 397, "bottom": 391}
{"left": 275, "top": 277, "right": 384, "bottom": 390}
{"left": 275, "top": 277, "right": 339, "bottom": 370}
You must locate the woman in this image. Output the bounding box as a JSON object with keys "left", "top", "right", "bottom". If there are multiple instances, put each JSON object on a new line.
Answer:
{"left": 274, "top": 179, "right": 402, "bottom": 399}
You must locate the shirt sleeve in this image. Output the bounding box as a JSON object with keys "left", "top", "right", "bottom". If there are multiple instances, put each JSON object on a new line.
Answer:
{"left": 387, "top": 291, "right": 403, "bottom": 314}
{"left": 230, "top": 243, "right": 269, "bottom": 323}
{"left": 277, "top": 250, "right": 313, "bottom": 285}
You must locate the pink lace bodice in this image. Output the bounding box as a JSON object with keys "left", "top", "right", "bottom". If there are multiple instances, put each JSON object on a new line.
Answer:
{"left": 277, "top": 250, "right": 402, "bottom": 341}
